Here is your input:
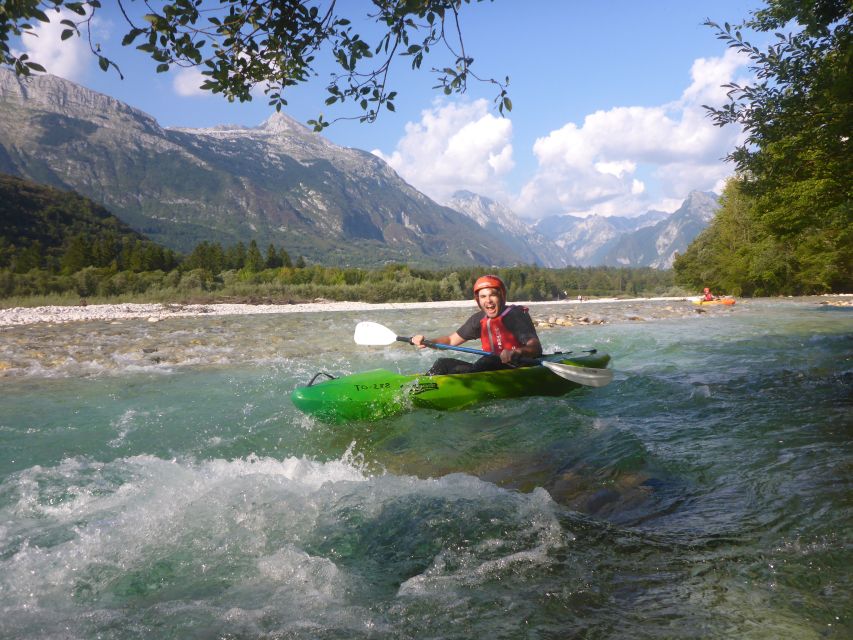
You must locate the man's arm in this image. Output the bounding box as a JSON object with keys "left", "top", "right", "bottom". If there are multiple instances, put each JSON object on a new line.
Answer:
{"left": 412, "top": 332, "right": 466, "bottom": 348}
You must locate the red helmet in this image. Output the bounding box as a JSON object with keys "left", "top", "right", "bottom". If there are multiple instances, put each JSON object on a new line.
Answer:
{"left": 473, "top": 274, "right": 506, "bottom": 302}
{"left": 703, "top": 287, "right": 710, "bottom": 292}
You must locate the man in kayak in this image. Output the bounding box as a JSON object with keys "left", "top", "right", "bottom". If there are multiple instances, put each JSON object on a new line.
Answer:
{"left": 412, "top": 274, "right": 543, "bottom": 375}
{"left": 702, "top": 287, "right": 716, "bottom": 301}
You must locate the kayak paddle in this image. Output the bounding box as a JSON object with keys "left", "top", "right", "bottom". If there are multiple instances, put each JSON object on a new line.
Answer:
{"left": 353, "top": 321, "right": 613, "bottom": 388}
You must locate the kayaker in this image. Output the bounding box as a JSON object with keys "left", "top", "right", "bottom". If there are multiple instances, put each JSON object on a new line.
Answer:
{"left": 412, "top": 274, "right": 543, "bottom": 375}
{"left": 702, "top": 287, "right": 715, "bottom": 301}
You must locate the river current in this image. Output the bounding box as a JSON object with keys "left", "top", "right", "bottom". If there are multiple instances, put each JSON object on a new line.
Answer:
{"left": 0, "top": 297, "right": 850, "bottom": 639}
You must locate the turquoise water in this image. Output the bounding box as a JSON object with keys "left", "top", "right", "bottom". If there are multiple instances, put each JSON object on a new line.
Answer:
{"left": 1, "top": 298, "right": 850, "bottom": 639}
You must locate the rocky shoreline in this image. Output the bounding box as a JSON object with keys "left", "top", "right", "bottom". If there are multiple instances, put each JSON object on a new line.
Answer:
{"left": 1, "top": 295, "right": 849, "bottom": 328}
{"left": 0, "top": 297, "right": 677, "bottom": 327}
{"left": 0, "top": 300, "right": 471, "bottom": 327}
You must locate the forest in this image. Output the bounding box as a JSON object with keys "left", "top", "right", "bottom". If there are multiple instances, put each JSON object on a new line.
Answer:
{"left": 674, "top": 2, "right": 851, "bottom": 295}
{"left": 0, "top": 236, "right": 679, "bottom": 306}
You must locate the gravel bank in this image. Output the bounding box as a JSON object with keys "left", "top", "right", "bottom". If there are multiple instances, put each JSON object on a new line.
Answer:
{"left": 0, "top": 297, "right": 696, "bottom": 327}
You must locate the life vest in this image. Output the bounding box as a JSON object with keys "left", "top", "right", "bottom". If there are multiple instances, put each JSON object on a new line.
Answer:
{"left": 480, "top": 305, "right": 524, "bottom": 353}
{"left": 703, "top": 292, "right": 714, "bottom": 301}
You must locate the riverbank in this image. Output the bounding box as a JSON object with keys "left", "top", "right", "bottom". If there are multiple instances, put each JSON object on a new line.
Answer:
{"left": 0, "top": 296, "right": 689, "bottom": 327}
{"left": 2, "top": 294, "right": 850, "bottom": 327}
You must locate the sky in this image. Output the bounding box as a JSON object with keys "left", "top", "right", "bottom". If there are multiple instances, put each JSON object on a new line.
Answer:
{"left": 12, "top": 0, "right": 762, "bottom": 220}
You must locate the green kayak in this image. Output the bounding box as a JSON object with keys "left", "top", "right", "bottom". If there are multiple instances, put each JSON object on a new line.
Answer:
{"left": 291, "top": 351, "right": 611, "bottom": 423}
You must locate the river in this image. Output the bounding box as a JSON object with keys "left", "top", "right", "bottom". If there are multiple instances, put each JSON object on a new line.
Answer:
{"left": 0, "top": 297, "right": 850, "bottom": 639}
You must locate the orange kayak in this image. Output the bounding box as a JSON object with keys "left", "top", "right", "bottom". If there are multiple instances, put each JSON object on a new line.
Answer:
{"left": 693, "top": 298, "right": 736, "bottom": 306}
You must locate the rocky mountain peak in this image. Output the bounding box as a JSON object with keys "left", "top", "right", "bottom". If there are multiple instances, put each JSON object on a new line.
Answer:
{"left": 0, "top": 68, "right": 159, "bottom": 130}
{"left": 259, "top": 111, "right": 312, "bottom": 136}
{"left": 680, "top": 190, "right": 720, "bottom": 223}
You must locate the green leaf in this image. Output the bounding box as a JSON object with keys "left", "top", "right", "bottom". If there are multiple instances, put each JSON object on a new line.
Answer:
{"left": 121, "top": 29, "right": 143, "bottom": 46}
{"left": 61, "top": 29, "right": 75, "bottom": 42}
{"left": 65, "top": 3, "right": 87, "bottom": 16}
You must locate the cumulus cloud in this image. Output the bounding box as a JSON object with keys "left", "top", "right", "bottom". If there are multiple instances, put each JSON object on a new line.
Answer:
{"left": 372, "top": 99, "right": 514, "bottom": 204}
{"left": 172, "top": 52, "right": 281, "bottom": 100}
{"left": 376, "top": 49, "right": 749, "bottom": 219}
{"left": 173, "top": 68, "right": 209, "bottom": 97}
{"left": 17, "top": 7, "right": 94, "bottom": 81}
{"left": 514, "top": 48, "right": 750, "bottom": 218}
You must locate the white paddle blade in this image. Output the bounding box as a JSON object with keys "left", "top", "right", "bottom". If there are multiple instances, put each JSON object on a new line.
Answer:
{"left": 541, "top": 361, "right": 614, "bottom": 387}
{"left": 354, "top": 321, "right": 399, "bottom": 346}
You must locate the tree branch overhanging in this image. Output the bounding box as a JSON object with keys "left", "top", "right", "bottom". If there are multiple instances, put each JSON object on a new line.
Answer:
{"left": 1, "top": 0, "right": 511, "bottom": 130}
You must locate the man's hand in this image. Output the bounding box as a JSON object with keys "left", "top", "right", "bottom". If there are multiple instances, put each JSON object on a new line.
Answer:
{"left": 500, "top": 348, "right": 521, "bottom": 364}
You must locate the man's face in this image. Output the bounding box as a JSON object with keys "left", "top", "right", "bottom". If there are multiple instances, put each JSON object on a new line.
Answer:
{"left": 477, "top": 288, "right": 502, "bottom": 318}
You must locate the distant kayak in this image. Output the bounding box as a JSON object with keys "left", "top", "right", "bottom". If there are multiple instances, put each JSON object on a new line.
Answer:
{"left": 693, "top": 297, "right": 736, "bottom": 306}
{"left": 291, "top": 351, "right": 611, "bottom": 423}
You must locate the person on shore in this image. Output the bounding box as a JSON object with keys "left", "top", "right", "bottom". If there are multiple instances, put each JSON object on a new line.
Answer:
{"left": 412, "top": 275, "right": 543, "bottom": 375}
{"left": 702, "top": 287, "right": 716, "bottom": 301}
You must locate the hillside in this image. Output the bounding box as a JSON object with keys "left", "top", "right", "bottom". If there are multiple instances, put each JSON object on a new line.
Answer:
{"left": 0, "top": 174, "right": 175, "bottom": 273}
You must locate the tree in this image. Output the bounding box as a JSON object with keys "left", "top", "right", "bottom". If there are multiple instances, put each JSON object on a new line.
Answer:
{"left": 245, "top": 239, "right": 264, "bottom": 272}
{"left": 185, "top": 241, "right": 225, "bottom": 273}
{"left": 693, "top": 0, "right": 852, "bottom": 294}
{"left": 225, "top": 241, "right": 247, "bottom": 270}
{"left": 1, "top": 0, "right": 510, "bottom": 130}
{"left": 60, "top": 234, "right": 91, "bottom": 274}
{"left": 265, "top": 243, "right": 281, "bottom": 269}
{"left": 705, "top": 1, "right": 851, "bottom": 188}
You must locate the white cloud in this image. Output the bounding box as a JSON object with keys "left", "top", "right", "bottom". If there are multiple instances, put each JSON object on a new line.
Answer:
{"left": 373, "top": 48, "right": 750, "bottom": 219}
{"left": 682, "top": 48, "right": 750, "bottom": 106}
{"left": 514, "top": 48, "right": 750, "bottom": 218}
{"left": 595, "top": 160, "right": 636, "bottom": 178}
{"left": 173, "top": 53, "right": 269, "bottom": 99}
{"left": 18, "top": 7, "right": 93, "bottom": 81}
{"left": 173, "top": 68, "right": 209, "bottom": 97}
{"left": 372, "top": 99, "right": 514, "bottom": 204}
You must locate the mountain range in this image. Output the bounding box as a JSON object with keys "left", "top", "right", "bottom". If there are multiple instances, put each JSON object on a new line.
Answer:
{"left": 0, "top": 68, "right": 718, "bottom": 268}
{"left": 449, "top": 190, "right": 719, "bottom": 268}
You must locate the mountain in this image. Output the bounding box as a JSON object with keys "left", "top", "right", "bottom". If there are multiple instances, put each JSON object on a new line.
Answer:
{"left": 0, "top": 68, "right": 525, "bottom": 267}
{"left": 532, "top": 210, "right": 671, "bottom": 266}
{"left": 447, "top": 191, "right": 570, "bottom": 267}
{"left": 449, "top": 189, "right": 712, "bottom": 268}
{"left": 595, "top": 191, "right": 720, "bottom": 268}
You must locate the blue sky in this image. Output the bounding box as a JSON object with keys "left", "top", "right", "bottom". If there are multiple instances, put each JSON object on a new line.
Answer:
{"left": 13, "top": 0, "right": 761, "bottom": 219}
